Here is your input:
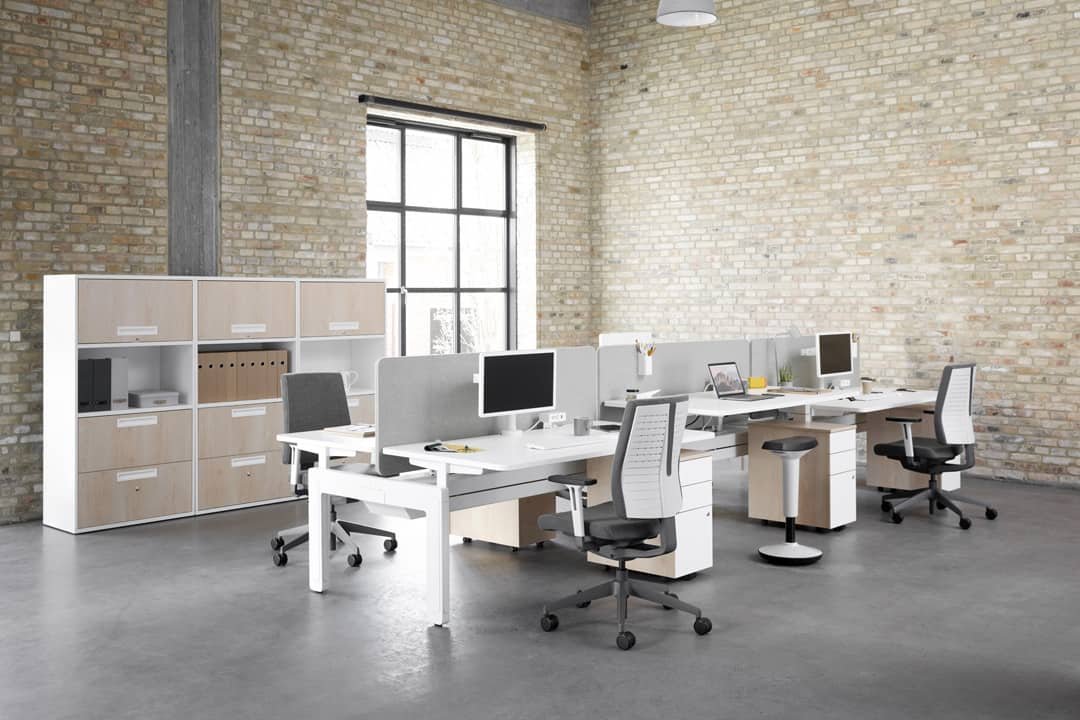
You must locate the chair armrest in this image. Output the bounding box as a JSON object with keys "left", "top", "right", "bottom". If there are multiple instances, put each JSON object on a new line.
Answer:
{"left": 547, "top": 473, "right": 595, "bottom": 537}
{"left": 548, "top": 473, "right": 597, "bottom": 487}
{"left": 885, "top": 418, "right": 919, "bottom": 458}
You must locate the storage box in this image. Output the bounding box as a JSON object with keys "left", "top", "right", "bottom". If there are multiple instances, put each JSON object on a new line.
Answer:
{"left": 129, "top": 390, "right": 181, "bottom": 408}
{"left": 198, "top": 352, "right": 236, "bottom": 403}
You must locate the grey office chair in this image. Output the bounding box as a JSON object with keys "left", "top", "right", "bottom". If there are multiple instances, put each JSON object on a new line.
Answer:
{"left": 874, "top": 363, "right": 998, "bottom": 530}
{"left": 269, "top": 373, "right": 398, "bottom": 567}
{"left": 538, "top": 396, "right": 713, "bottom": 650}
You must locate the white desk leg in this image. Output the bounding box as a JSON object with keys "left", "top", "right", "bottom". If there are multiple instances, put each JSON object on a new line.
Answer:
{"left": 308, "top": 447, "right": 331, "bottom": 593}
{"left": 427, "top": 463, "right": 451, "bottom": 627}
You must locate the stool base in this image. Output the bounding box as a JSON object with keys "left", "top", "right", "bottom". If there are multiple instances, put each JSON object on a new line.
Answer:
{"left": 758, "top": 541, "right": 823, "bottom": 566}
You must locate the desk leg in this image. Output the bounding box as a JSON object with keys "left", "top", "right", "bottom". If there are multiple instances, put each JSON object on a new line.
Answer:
{"left": 309, "top": 448, "right": 331, "bottom": 593}
{"left": 427, "top": 464, "right": 451, "bottom": 627}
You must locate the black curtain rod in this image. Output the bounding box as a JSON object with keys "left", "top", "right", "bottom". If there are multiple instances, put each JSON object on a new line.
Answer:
{"left": 358, "top": 95, "right": 546, "bottom": 132}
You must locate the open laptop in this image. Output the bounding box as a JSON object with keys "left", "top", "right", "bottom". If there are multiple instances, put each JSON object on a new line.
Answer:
{"left": 707, "top": 362, "right": 782, "bottom": 402}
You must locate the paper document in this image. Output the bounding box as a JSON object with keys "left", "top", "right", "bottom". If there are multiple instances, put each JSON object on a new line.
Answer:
{"left": 325, "top": 424, "right": 376, "bottom": 437}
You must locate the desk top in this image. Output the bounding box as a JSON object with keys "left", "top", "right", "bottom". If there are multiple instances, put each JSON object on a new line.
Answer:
{"left": 277, "top": 430, "right": 377, "bottom": 455}
{"left": 604, "top": 390, "right": 850, "bottom": 418}
{"left": 382, "top": 426, "right": 715, "bottom": 473}
{"left": 812, "top": 389, "right": 937, "bottom": 413}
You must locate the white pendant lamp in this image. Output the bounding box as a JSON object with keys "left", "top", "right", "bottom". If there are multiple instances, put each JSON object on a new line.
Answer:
{"left": 656, "top": 0, "right": 717, "bottom": 27}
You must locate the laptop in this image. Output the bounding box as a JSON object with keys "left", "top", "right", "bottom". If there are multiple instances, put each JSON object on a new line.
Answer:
{"left": 707, "top": 362, "right": 782, "bottom": 402}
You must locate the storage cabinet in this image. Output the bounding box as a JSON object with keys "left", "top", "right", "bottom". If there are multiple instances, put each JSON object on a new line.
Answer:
{"left": 301, "top": 282, "right": 384, "bottom": 337}
{"left": 198, "top": 281, "right": 295, "bottom": 340}
{"left": 78, "top": 279, "right": 192, "bottom": 344}
{"left": 44, "top": 275, "right": 386, "bottom": 533}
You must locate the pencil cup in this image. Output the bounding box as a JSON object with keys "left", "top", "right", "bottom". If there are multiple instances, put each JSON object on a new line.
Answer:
{"left": 638, "top": 354, "right": 653, "bottom": 376}
{"left": 573, "top": 417, "right": 590, "bottom": 436}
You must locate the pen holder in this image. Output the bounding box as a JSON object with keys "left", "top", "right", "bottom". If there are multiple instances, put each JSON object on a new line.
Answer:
{"left": 637, "top": 354, "right": 653, "bottom": 377}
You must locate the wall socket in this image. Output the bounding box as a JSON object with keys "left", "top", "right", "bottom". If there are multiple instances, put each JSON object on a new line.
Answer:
{"left": 547, "top": 411, "right": 566, "bottom": 425}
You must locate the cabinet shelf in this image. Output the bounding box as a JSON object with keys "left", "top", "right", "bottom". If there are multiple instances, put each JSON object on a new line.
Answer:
{"left": 197, "top": 337, "right": 296, "bottom": 346}
{"left": 300, "top": 334, "right": 385, "bottom": 343}
{"left": 197, "top": 397, "right": 282, "bottom": 409}
{"left": 78, "top": 404, "right": 192, "bottom": 418}
{"left": 78, "top": 340, "right": 194, "bottom": 350}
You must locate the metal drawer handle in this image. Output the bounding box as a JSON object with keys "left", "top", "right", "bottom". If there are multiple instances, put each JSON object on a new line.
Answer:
{"left": 231, "top": 406, "right": 267, "bottom": 418}
{"left": 116, "top": 468, "right": 158, "bottom": 482}
{"left": 347, "top": 398, "right": 359, "bottom": 408}
{"left": 231, "top": 323, "right": 267, "bottom": 334}
{"left": 328, "top": 320, "right": 360, "bottom": 331}
{"left": 116, "top": 415, "right": 158, "bottom": 428}
{"left": 231, "top": 455, "right": 267, "bottom": 468}
{"left": 117, "top": 325, "right": 159, "bottom": 337}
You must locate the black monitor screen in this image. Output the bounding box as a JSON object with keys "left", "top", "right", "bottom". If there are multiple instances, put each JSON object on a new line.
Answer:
{"left": 481, "top": 352, "right": 555, "bottom": 415}
{"left": 818, "top": 333, "right": 853, "bottom": 376}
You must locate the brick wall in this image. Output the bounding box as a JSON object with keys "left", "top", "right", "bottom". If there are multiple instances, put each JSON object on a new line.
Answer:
{"left": 218, "top": 0, "right": 593, "bottom": 346}
{"left": 0, "top": 0, "right": 169, "bottom": 522}
{"left": 588, "top": 0, "right": 1079, "bottom": 485}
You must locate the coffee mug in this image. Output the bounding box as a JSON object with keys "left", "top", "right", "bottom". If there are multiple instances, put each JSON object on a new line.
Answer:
{"left": 341, "top": 370, "right": 360, "bottom": 393}
{"left": 861, "top": 379, "right": 873, "bottom": 395}
{"left": 573, "top": 417, "right": 590, "bottom": 436}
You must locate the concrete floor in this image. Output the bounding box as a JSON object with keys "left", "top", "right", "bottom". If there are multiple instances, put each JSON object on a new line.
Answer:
{"left": 2, "top": 470, "right": 1079, "bottom": 720}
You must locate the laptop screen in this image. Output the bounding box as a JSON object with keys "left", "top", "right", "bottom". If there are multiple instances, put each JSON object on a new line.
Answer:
{"left": 708, "top": 362, "right": 744, "bottom": 397}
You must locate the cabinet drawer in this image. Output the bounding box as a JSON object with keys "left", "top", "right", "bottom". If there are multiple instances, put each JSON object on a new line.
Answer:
{"left": 197, "top": 453, "right": 291, "bottom": 510}
{"left": 680, "top": 480, "right": 713, "bottom": 512}
{"left": 300, "top": 281, "right": 384, "bottom": 337}
{"left": 197, "top": 281, "right": 295, "bottom": 340}
{"left": 679, "top": 455, "right": 712, "bottom": 486}
{"left": 78, "top": 410, "right": 193, "bottom": 473}
{"left": 198, "top": 403, "right": 283, "bottom": 459}
{"left": 831, "top": 450, "right": 856, "bottom": 475}
{"left": 78, "top": 461, "right": 192, "bottom": 529}
{"left": 78, "top": 279, "right": 192, "bottom": 344}
{"left": 348, "top": 394, "right": 375, "bottom": 424}
{"left": 830, "top": 429, "right": 856, "bottom": 454}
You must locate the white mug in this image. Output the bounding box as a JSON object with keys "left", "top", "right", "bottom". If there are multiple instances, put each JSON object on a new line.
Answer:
{"left": 340, "top": 370, "right": 360, "bottom": 393}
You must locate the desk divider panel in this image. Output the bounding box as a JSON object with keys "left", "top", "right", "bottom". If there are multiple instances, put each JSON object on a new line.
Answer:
{"left": 375, "top": 347, "right": 597, "bottom": 476}
{"left": 750, "top": 335, "right": 861, "bottom": 389}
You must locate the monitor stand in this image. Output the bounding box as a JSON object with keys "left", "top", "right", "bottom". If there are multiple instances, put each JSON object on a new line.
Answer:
{"left": 497, "top": 414, "right": 523, "bottom": 437}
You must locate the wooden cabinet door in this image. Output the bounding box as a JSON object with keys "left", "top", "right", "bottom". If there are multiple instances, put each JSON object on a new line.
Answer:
{"left": 198, "top": 403, "right": 283, "bottom": 459}
{"left": 78, "top": 410, "right": 193, "bottom": 473}
{"left": 78, "top": 279, "right": 193, "bottom": 344}
{"left": 300, "top": 281, "right": 384, "bottom": 337}
{"left": 78, "top": 461, "right": 192, "bottom": 528}
{"left": 197, "top": 453, "right": 292, "bottom": 510}
{"left": 197, "top": 281, "right": 295, "bottom": 340}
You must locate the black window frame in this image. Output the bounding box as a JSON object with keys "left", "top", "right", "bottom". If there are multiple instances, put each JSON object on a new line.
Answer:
{"left": 366, "top": 116, "right": 517, "bottom": 356}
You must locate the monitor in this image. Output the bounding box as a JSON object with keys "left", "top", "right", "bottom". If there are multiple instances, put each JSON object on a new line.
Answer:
{"left": 707, "top": 362, "right": 745, "bottom": 397}
{"left": 478, "top": 350, "right": 556, "bottom": 418}
{"left": 816, "top": 332, "right": 853, "bottom": 378}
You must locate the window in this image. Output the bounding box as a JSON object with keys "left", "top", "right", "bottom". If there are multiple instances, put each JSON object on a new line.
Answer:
{"left": 366, "top": 120, "right": 515, "bottom": 356}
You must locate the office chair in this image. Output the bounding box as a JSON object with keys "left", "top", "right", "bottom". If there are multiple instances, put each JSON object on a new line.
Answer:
{"left": 269, "top": 372, "right": 398, "bottom": 567}
{"left": 874, "top": 363, "right": 998, "bottom": 530}
{"left": 538, "top": 396, "right": 713, "bottom": 650}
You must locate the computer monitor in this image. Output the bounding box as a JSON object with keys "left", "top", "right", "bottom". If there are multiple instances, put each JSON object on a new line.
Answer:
{"left": 478, "top": 350, "right": 556, "bottom": 433}
{"left": 816, "top": 332, "right": 853, "bottom": 378}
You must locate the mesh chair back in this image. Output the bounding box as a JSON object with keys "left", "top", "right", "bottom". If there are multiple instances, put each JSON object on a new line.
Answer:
{"left": 280, "top": 373, "right": 352, "bottom": 468}
{"left": 611, "top": 396, "right": 689, "bottom": 520}
{"left": 935, "top": 363, "right": 976, "bottom": 446}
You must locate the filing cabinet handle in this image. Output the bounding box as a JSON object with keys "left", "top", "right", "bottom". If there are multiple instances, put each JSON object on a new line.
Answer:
{"left": 116, "top": 468, "right": 158, "bottom": 483}
{"left": 231, "top": 406, "right": 267, "bottom": 418}
{"left": 231, "top": 455, "right": 267, "bottom": 468}
{"left": 347, "top": 398, "right": 360, "bottom": 408}
{"left": 116, "top": 325, "right": 159, "bottom": 337}
{"left": 328, "top": 321, "right": 360, "bottom": 331}
{"left": 231, "top": 323, "right": 267, "bottom": 335}
{"left": 116, "top": 415, "right": 158, "bottom": 429}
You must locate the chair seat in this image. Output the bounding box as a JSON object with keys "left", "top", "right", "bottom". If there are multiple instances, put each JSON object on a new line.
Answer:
{"left": 762, "top": 435, "right": 818, "bottom": 453}
{"left": 539, "top": 502, "right": 662, "bottom": 542}
{"left": 873, "top": 438, "right": 960, "bottom": 461}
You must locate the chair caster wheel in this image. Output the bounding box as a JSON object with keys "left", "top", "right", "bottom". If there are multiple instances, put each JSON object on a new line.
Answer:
{"left": 462, "top": 537, "right": 472, "bottom": 543}
{"left": 270, "top": 536, "right": 284, "bottom": 551}
{"left": 272, "top": 551, "right": 288, "bottom": 567}
{"left": 881, "top": 500, "right": 892, "bottom": 513}
{"left": 535, "top": 541, "right": 545, "bottom": 550}
{"left": 510, "top": 547, "right": 519, "bottom": 553}
{"left": 936, "top": 501, "right": 947, "bottom": 511}
{"left": 616, "top": 630, "right": 636, "bottom": 650}
{"left": 959, "top": 517, "right": 972, "bottom": 530}
{"left": 576, "top": 600, "right": 591, "bottom": 609}
{"left": 384, "top": 538, "right": 398, "bottom": 552}
{"left": 662, "top": 592, "right": 678, "bottom": 610}
{"left": 540, "top": 614, "right": 559, "bottom": 632}
{"left": 347, "top": 552, "right": 363, "bottom": 567}
{"left": 985, "top": 508, "right": 998, "bottom": 520}
{"left": 694, "top": 617, "right": 713, "bottom": 635}
{"left": 890, "top": 512, "right": 903, "bottom": 524}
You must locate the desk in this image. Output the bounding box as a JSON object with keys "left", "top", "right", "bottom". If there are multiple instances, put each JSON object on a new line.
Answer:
{"left": 281, "top": 426, "right": 713, "bottom": 627}
{"left": 603, "top": 389, "right": 850, "bottom": 418}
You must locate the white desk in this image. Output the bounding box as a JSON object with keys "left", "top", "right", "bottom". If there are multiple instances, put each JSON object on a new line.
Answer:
{"left": 812, "top": 389, "right": 937, "bottom": 414}
{"left": 280, "top": 426, "right": 713, "bottom": 627}
{"left": 604, "top": 389, "right": 850, "bottom": 418}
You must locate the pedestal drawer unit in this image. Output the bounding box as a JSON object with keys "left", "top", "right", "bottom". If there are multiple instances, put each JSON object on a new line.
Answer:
{"left": 300, "top": 281, "right": 384, "bottom": 337}
{"left": 78, "top": 462, "right": 193, "bottom": 529}
{"left": 197, "top": 453, "right": 291, "bottom": 511}
{"left": 78, "top": 410, "right": 193, "bottom": 473}
{"left": 197, "top": 280, "right": 295, "bottom": 340}
{"left": 78, "top": 278, "right": 193, "bottom": 344}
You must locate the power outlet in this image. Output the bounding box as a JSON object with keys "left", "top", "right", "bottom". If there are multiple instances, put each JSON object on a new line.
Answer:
{"left": 839, "top": 378, "right": 851, "bottom": 388}
{"left": 547, "top": 411, "right": 567, "bottom": 426}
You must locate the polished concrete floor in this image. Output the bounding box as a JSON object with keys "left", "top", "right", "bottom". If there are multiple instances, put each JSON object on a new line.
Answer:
{"left": 2, "top": 470, "right": 1079, "bottom": 720}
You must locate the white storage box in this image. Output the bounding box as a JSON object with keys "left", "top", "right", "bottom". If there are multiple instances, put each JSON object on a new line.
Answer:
{"left": 128, "top": 389, "right": 181, "bottom": 408}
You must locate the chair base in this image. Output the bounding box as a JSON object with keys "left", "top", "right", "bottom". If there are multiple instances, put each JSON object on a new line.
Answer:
{"left": 541, "top": 561, "right": 711, "bottom": 649}
{"left": 758, "top": 541, "right": 822, "bottom": 566}
{"left": 882, "top": 474, "right": 997, "bottom": 530}
{"left": 270, "top": 508, "right": 397, "bottom": 567}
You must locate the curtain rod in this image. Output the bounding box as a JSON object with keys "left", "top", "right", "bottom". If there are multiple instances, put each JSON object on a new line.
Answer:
{"left": 358, "top": 95, "right": 546, "bottom": 132}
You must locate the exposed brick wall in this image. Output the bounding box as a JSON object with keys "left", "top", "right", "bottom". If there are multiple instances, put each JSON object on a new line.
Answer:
{"left": 0, "top": 0, "right": 168, "bottom": 522}
{"left": 588, "top": 0, "right": 1079, "bottom": 485}
{"left": 218, "top": 0, "right": 593, "bottom": 346}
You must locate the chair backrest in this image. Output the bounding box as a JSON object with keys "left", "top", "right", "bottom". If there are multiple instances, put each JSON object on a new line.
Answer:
{"left": 280, "top": 372, "right": 352, "bottom": 468}
{"left": 611, "top": 396, "right": 689, "bottom": 520}
{"left": 934, "top": 363, "right": 976, "bottom": 446}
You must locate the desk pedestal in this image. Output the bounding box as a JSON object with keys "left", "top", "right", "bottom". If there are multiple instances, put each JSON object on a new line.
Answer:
{"left": 449, "top": 494, "right": 555, "bottom": 548}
